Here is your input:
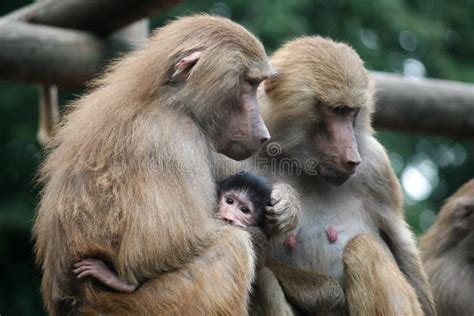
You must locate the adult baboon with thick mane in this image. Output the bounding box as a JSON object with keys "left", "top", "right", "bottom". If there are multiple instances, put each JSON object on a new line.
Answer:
{"left": 251, "top": 36, "right": 434, "bottom": 315}
{"left": 33, "top": 15, "right": 300, "bottom": 315}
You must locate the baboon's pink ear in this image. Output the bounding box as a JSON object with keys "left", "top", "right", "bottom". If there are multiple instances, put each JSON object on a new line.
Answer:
{"left": 172, "top": 51, "right": 203, "bottom": 82}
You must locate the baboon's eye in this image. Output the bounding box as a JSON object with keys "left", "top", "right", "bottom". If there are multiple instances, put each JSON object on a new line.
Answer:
{"left": 226, "top": 197, "right": 234, "bottom": 205}
{"left": 332, "top": 105, "right": 360, "bottom": 117}
{"left": 332, "top": 106, "right": 348, "bottom": 114}
{"left": 246, "top": 78, "right": 260, "bottom": 87}
{"left": 240, "top": 207, "right": 250, "bottom": 214}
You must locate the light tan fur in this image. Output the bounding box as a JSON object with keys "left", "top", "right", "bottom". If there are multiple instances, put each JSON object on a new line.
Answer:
{"left": 250, "top": 266, "right": 295, "bottom": 316}
{"left": 262, "top": 36, "right": 374, "bottom": 152}
{"left": 420, "top": 179, "right": 474, "bottom": 316}
{"left": 251, "top": 36, "right": 435, "bottom": 315}
{"left": 344, "top": 234, "right": 423, "bottom": 316}
{"left": 33, "top": 15, "right": 273, "bottom": 315}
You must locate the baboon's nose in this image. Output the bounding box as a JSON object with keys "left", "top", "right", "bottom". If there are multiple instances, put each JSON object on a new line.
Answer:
{"left": 260, "top": 135, "right": 270, "bottom": 144}
{"left": 223, "top": 216, "right": 234, "bottom": 224}
{"left": 343, "top": 159, "right": 361, "bottom": 173}
{"left": 343, "top": 148, "right": 361, "bottom": 172}
{"left": 255, "top": 120, "right": 270, "bottom": 145}
{"left": 346, "top": 159, "right": 361, "bottom": 168}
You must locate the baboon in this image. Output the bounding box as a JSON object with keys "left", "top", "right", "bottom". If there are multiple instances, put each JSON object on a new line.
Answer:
{"left": 250, "top": 36, "right": 435, "bottom": 315}
{"left": 71, "top": 171, "right": 308, "bottom": 316}
{"left": 216, "top": 172, "right": 272, "bottom": 227}
{"left": 71, "top": 172, "right": 273, "bottom": 293}
{"left": 420, "top": 179, "right": 474, "bottom": 316}
{"left": 33, "top": 15, "right": 301, "bottom": 315}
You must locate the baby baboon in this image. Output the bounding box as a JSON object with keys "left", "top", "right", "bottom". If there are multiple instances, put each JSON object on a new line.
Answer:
{"left": 72, "top": 172, "right": 273, "bottom": 293}
{"left": 216, "top": 172, "right": 272, "bottom": 227}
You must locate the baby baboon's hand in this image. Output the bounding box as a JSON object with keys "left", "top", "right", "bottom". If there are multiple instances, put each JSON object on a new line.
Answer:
{"left": 265, "top": 182, "right": 300, "bottom": 236}
{"left": 73, "top": 259, "right": 137, "bottom": 293}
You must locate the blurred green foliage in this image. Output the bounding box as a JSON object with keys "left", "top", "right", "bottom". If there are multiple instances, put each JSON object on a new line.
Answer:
{"left": 1, "top": 0, "right": 473, "bottom": 314}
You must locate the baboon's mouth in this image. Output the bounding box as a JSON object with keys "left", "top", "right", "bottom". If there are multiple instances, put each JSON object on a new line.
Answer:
{"left": 224, "top": 140, "right": 254, "bottom": 161}
{"left": 318, "top": 165, "right": 352, "bottom": 186}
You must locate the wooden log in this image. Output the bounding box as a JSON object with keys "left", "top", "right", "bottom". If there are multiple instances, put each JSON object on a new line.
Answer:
{"left": 0, "top": 23, "right": 473, "bottom": 138}
{"left": 37, "top": 85, "right": 59, "bottom": 145}
{"left": 1, "top": 0, "right": 180, "bottom": 35}
{"left": 371, "top": 72, "right": 474, "bottom": 138}
{"left": 0, "top": 21, "right": 148, "bottom": 86}
{"left": 0, "top": 22, "right": 106, "bottom": 86}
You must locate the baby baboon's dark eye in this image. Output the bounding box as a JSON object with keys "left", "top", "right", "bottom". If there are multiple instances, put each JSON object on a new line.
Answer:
{"left": 226, "top": 197, "right": 234, "bottom": 205}
{"left": 240, "top": 207, "right": 250, "bottom": 214}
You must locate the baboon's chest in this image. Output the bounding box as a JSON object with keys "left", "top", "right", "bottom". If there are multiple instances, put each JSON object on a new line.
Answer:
{"left": 270, "top": 193, "right": 378, "bottom": 283}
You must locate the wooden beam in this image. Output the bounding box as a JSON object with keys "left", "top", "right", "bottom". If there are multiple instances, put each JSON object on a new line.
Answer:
{"left": 0, "top": 21, "right": 148, "bottom": 86}
{"left": 0, "top": 22, "right": 473, "bottom": 138}
{"left": 37, "top": 85, "right": 59, "bottom": 145}
{"left": 0, "top": 22, "right": 106, "bottom": 86}
{"left": 1, "top": 0, "right": 180, "bottom": 35}
{"left": 371, "top": 72, "right": 474, "bottom": 138}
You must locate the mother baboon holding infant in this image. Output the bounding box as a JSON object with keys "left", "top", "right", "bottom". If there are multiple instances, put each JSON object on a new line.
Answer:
{"left": 245, "top": 37, "right": 435, "bottom": 315}
{"left": 33, "top": 15, "right": 297, "bottom": 315}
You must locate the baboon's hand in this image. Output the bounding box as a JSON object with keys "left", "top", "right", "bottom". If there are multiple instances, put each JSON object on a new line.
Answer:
{"left": 265, "top": 182, "right": 300, "bottom": 236}
{"left": 73, "top": 259, "right": 137, "bottom": 293}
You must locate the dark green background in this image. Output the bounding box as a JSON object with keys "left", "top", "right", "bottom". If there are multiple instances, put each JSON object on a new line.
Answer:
{"left": 1, "top": 0, "right": 473, "bottom": 314}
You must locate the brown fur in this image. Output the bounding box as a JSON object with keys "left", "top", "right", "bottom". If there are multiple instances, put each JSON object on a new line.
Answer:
{"left": 264, "top": 258, "right": 346, "bottom": 315}
{"left": 250, "top": 266, "right": 295, "bottom": 316}
{"left": 33, "top": 15, "right": 273, "bottom": 315}
{"left": 420, "top": 179, "right": 474, "bottom": 316}
{"left": 251, "top": 36, "right": 435, "bottom": 315}
{"left": 344, "top": 234, "right": 423, "bottom": 316}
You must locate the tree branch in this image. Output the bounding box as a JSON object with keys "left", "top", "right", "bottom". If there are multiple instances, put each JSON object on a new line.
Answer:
{"left": 0, "top": 22, "right": 106, "bottom": 86}
{"left": 371, "top": 72, "right": 474, "bottom": 138}
{"left": 1, "top": 0, "right": 180, "bottom": 35}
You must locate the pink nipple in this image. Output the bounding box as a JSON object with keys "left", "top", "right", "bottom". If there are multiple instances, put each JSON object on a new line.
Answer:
{"left": 326, "top": 226, "right": 338, "bottom": 243}
{"left": 285, "top": 233, "right": 297, "bottom": 249}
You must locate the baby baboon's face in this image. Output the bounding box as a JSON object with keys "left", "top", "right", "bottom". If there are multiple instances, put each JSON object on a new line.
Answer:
{"left": 216, "top": 190, "right": 257, "bottom": 227}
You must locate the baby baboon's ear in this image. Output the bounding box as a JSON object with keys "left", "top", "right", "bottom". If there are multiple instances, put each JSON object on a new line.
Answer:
{"left": 171, "top": 51, "right": 203, "bottom": 82}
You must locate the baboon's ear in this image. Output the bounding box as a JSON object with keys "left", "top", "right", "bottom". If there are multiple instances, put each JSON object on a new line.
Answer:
{"left": 453, "top": 201, "right": 473, "bottom": 229}
{"left": 172, "top": 51, "right": 203, "bottom": 82}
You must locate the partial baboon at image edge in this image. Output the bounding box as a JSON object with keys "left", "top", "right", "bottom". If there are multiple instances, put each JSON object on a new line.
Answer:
{"left": 420, "top": 179, "right": 474, "bottom": 316}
